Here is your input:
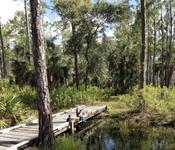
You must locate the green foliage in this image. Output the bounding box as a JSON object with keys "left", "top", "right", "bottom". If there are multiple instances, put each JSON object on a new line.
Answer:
{"left": 0, "top": 80, "right": 112, "bottom": 128}
{"left": 0, "top": 118, "right": 8, "bottom": 129}
{"left": 122, "top": 85, "right": 175, "bottom": 115}
{"left": 51, "top": 86, "right": 106, "bottom": 111}
{"left": 33, "top": 136, "right": 86, "bottom": 150}
{"left": 0, "top": 80, "right": 36, "bottom": 129}
{"left": 18, "top": 87, "right": 36, "bottom": 108}
{"left": 11, "top": 60, "right": 35, "bottom": 86}
{"left": 142, "top": 86, "right": 175, "bottom": 115}
{"left": 112, "top": 53, "right": 138, "bottom": 94}
{"left": 53, "top": 136, "right": 86, "bottom": 150}
{"left": 1, "top": 78, "right": 175, "bottom": 129}
{"left": 46, "top": 38, "right": 72, "bottom": 89}
{"left": 99, "top": 85, "right": 175, "bottom": 122}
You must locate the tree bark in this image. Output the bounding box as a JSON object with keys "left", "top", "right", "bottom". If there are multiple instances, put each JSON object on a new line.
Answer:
{"left": 85, "top": 44, "right": 90, "bottom": 91}
{"left": 74, "top": 52, "right": 79, "bottom": 89}
{"left": 146, "top": 22, "right": 150, "bottom": 84}
{"left": 160, "top": 5, "right": 164, "bottom": 88}
{"left": 84, "top": 36, "right": 93, "bottom": 91}
{"left": 0, "top": 28, "right": 2, "bottom": 78}
{"left": 152, "top": 15, "right": 156, "bottom": 86}
{"left": 0, "top": 19, "right": 7, "bottom": 78}
{"left": 29, "top": 0, "right": 54, "bottom": 148}
{"left": 24, "top": 0, "right": 31, "bottom": 62}
{"left": 166, "top": 0, "right": 173, "bottom": 87}
{"left": 71, "top": 23, "right": 79, "bottom": 89}
{"left": 140, "top": 0, "right": 146, "bottom": 89}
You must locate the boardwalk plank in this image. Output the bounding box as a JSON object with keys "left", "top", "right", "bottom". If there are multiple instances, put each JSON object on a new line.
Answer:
{"left": 12, "top": 128, "right": 38, "bottom": 134}
{"left": 0, "top": 134, "right": 30, "bottom": 140}
{"left": 14, "top": 127, "right": 38, "bottom": 131}
{"left": 0, "top": 136, "right": 21, "bottom": 143}
{"left": 22, "top": 125, "right": 39, "bottom": 129}
{"left": 0, "top": 145, "right": 12, "bottom": 150}
{"left": 6, "top": 131, "right": 37, "bottom": 137}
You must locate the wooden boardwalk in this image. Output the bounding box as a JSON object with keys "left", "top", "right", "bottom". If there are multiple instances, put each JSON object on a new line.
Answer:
{"left": 0, "top": 105, "right": 107, "bottom": 150}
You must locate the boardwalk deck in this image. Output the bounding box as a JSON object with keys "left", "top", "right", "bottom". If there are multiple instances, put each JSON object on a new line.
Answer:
{"left": 0, "top": 105, "right": 107, "bottom": 150}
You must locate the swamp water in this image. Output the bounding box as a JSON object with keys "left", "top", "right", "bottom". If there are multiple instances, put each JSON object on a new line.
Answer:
{"left": 77, "top": 119, "right": 175, "bottom": 150}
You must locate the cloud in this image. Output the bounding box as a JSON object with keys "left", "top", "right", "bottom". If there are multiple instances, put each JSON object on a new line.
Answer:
{"left": 0, "top": 0, "right": 24, "bottom": 24}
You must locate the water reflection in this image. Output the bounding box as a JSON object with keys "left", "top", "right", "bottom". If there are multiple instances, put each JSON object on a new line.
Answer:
{"left": 80, "top": 119, "right": 175, "bottom": 150}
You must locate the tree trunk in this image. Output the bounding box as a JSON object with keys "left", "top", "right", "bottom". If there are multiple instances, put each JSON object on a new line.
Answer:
{"left": 85, "top": 49, "right": 89, "bottom": 91}
{"left": 0, "top": 31, "right": 2, "bottom": 78}
{"left": 160, "top": 5, "right": 164, "bottom": 88}
{"left": 84, "top": 39, "right": 91, "bottom": 91}
{"left": 74, "top": 52, "right": 79, "bottom": 89}
{"left": 71, "top": 23, "right": 79, "bottom": 89}
{"left": 0, "top": 19, "right": 7, "bottom": 78}
{"left": 146, "top": 22, "right": 150, "bottom": 84}
{"left": 166, "top": 0, "right": 173, "bottom": 87}
{"left": 165, "top": 20, "right": 169, "bottom": 87}
{"left": 24, "top": 0, "right": 31, "bottom": 62}
{"left": 140, "top": 0, "right": 146, "bottom": 89}
{"left": 152, "top": 16, "right": 156, "bottom": 86}
{"left": 29, "top": 0, "right": 54, "bottom": 148}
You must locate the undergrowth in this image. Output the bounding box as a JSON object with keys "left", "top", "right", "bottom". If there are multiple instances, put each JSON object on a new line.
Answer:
{"left": 53, "top": 136, "right": 86, "bottom": 150}
{"left": 96, "top": 85, "right": 175, "bottom": 125}
{"left": 1, "top": 79, "right": 175, "bottom": 129}
{"left": 0, "top": 80, "right": 36, "bottom": 128}
{"left": 51, "top": 86, "right": 108, "bottom": 111}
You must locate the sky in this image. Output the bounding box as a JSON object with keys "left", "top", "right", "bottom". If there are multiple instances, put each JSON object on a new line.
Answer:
{"left": 0, "top": 0, "right": 24, "bottom": 24}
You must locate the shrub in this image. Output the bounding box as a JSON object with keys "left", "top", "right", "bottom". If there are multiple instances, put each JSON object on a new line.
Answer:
{"left": 142, "top": 85, "right": 175, "bottom": 115}
{"left": 51, "top": 86, "right": 107, "bottom": 111}
{"left": 0, "top": 80, "right": 36, "bottom": 129}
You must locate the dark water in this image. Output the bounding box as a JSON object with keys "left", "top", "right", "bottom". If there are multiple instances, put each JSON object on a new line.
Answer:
{"left": 78, "top": 119, "right": 175, "bottom": 150}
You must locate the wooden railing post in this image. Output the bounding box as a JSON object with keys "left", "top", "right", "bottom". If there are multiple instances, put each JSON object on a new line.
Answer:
{"left": 69, "top": 119, "right": 75, "bottom": 134}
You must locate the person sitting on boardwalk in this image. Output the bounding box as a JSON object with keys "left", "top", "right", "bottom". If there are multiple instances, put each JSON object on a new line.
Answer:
{"left": 66, "top": 115, "right": 71, "bottom": 122}
{"left": 76, "top": 106, "right": 88, "bottom": 122}
{"left": 79, "top": 111, "right": 88, "bottom": 122}
{"left": 79, "top": 113, "right": 84, "bottom": 122}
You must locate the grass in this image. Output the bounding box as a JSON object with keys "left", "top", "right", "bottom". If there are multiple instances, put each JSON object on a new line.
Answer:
{"left": 30, "top": 136, "right": 86, "bottom": 150}
{"left": 53, "top": 136, "right": 86, "bottom": 150}
{"left": 94, "top": 85, "right": 175, "bottom": 126}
